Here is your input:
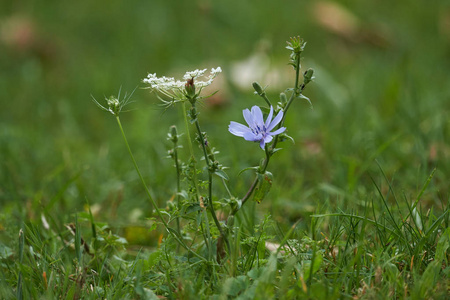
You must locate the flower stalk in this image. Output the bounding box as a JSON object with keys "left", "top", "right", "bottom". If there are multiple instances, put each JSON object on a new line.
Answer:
{"left": 167, "top": 125, "right": 181, "bottom": 234}
{"left": 195, "top": 113, "right": 230, "bottom": 251}
{"left": 181, "top": 102, "right": 214, "bottom": 258}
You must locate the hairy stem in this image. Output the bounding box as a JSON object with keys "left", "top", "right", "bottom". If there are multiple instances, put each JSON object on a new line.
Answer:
{"left": 172, "top": 141, "right": 181, "bottom": 239}
{"left": 193, "top": 114, "right": 230, "bottom": 252}
{"left": 181, "top": 103, "right": 213, "bottom": 257}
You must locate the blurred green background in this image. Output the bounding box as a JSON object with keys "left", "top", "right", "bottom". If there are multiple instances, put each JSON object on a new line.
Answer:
{"left": 1, "top": 0, "right": 449, "bottom": 241}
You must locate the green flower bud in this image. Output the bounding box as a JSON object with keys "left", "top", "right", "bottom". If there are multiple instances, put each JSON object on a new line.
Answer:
{"left": 252, "top": 82, "right": 264, "bottom": 95}
{"left": 279, "top": 92, "right": 287, "bottom": 105}
{"left": 185, "top": 77, "right": 196, "bottom": 99}
{"left": 169, "top": 125, "right": 178, "bottom": 143}
{"left": 286, "top": 36, "right": 306, "bottom": 54}
{"left": 303, "top": 68, "right": 315, "bottom": 85}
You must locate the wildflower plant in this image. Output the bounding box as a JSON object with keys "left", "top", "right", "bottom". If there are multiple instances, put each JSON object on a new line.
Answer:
{"left": 93, "top": 36, "right": 314, "bottom": 275}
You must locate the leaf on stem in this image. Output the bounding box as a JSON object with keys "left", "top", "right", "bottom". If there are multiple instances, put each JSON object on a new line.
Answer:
{"left": 238, "top": 166, "right": 259, "bottom": 176}
{"left": 297, "top": 94, "right": 313, "bottom": 109}
{"left": 278, "top": 133, "right": 295, "bottom": 144}
{"left": 214, "top": 169, "right": 229, "bottom": 181}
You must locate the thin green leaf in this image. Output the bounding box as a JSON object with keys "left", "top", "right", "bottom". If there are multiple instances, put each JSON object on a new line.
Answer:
{"left": 214, "top": 169, "right": 229, "bottom": 181}
{"left": 238, "top": 166, "right": 259, "bottom": 176}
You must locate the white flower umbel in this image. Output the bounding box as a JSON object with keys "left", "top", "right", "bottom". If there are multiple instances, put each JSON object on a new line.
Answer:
{"left": 143, "top": 67, "right": 222, "bottom": 106}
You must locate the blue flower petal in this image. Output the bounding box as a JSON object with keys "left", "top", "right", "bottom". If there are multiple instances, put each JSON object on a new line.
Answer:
{"left": 259, "top": 139, "right": 265, "bottom": 149}
{"left": 251, "top": 106, "right": 264, "bottom": 126}
{"left": 265, "top": 106, "right": 274, "bottom": 129}
{"left": 229, "top": 121, "right": 251, "bottom": 137}
{"left": 243, "top": 108, "right": 254, "bottom": 127}
{"left": 270, "top": 127, "right": 286, "bottom": 136}
{"left": 267, "top": 110, "right": 283, "bottom": 131}
{"left": 264, "top": 135, "right": 273, "bottom": 144}
{"left": 244, "top": 131, "right": 260, "bottom": 141}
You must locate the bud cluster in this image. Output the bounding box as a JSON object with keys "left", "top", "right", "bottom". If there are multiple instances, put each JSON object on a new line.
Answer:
{"left": 286, "top": 36, "right": 306, "bottom": 54}
{"left": 91, "top": 88, "right": 134, "bottom": 117}
{"left": 286, "top": 36, "right": 307, "bottom": 71}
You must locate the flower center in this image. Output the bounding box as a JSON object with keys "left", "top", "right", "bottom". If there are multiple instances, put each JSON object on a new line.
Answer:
{"left": 252, "top": 124, "right": 267, "bottom": 138}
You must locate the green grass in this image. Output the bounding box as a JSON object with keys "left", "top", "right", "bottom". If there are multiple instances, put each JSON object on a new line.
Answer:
{"left": 1, "top": 0, "right": 449, "bottom": 298}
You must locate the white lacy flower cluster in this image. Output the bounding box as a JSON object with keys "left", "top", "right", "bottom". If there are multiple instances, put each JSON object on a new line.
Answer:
{"left": 143, "top": 67, "right": 222, "bottom": 99}
{"left": 182, "top": 67, "right": 222, "bottom": 88}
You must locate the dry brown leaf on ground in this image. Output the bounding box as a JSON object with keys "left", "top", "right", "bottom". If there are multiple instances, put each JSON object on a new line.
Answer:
{"left": 312, "top": 1, "right": 391, "bottom": 48}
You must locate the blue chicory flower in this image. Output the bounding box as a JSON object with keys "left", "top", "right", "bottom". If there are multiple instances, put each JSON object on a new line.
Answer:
{"left": 228, "top": 106, "right": 286, "bottom": 149}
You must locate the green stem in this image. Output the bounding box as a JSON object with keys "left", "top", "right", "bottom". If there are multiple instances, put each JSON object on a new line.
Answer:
{"left": 173, "top": 143, "right": 181, "bottom": 242}
{"left": 115, "top": 116, "right": 205, "bottom": 261}
{"left": 238, "top": 144, "right": 272, "bottom": 208}
{"left": 279, "top": 53, "right": 301, "bottom": 126}
{"left": 193, "top": 115, "right": 230, "bottom": 251}
{"left": 222, "top": 178, "right": 233, "bottom": 198}
{"left": 182, "top": 102, "right": 196, "bottom": 168}
{"left": 182, "top": 102, "right": 201, "bottom": 201}
{"left": 260, "top": 92, "right": 271, "bottom": 107}
{"left": 194, "top": 120, "right": 210, "bottom": 166}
